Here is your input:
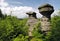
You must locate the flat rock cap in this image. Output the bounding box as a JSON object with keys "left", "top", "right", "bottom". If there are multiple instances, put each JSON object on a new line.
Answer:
{"left": 38, "top": 4, "right": 54, "bottom": 9}
{"left": 26, "top": 11, "right": 36, "bottom": 14}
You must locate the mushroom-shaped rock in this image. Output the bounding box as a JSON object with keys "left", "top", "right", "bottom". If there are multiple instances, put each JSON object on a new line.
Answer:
{"left": 26, "top": 12, "right": 38, "bottom": 37}
{"left": 26, "top": 12, "right": 37, "bottom": 19}
{"left": 26, "top": 11, "right": 36, "bottom": 14}
{"left": 38, "top": 4, "right": 54, "bottom": 18}
{"left": 38, "top": 4, "right": 54, "bottom": 34}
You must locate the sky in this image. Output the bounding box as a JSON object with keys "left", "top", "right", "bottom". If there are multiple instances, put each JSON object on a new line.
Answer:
{"left": 0, "top": 0, "right": 60, "bottom": 18}
{"left": 5, "top": 0, "right": 60, "bottom": 10}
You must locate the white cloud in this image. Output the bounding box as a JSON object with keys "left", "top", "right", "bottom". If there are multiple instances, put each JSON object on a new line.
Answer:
{"left": 34, "top": 9, "right": 42, "bottom": 18}
{"left": 51, "top": 10, "right": 60, "bottom": 17}
{"left": 1, "top": 6, "right": 41, "bottom": 18}
{"left": 0, "top": 0, "right": 9, "bottom": 7}
{"left": 0, "top": 0, "right": 60, "bottom": 19}
{"left": 11, "top": 6, "right": 35, "bottom": 18}
{"left": 0, "top": 0, "right": 42, "bottom": 18}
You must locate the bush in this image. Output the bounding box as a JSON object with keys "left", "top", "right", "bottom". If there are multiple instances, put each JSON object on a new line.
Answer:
{"left": 0, "top": 15, "right": 28, "bottom": 41}
{"left": 49, "top": 16, "right": 60, "bottom": 41}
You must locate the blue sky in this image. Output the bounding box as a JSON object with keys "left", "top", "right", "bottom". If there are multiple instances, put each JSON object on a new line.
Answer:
{"left": 0, "top": 0, "right": 60, "bottom": 18}
{"left": 5, "top": 0, "right": 60, "bottom": 10}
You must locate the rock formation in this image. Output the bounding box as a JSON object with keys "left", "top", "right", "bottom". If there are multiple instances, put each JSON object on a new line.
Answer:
{"left": 26, "top": 12, "right": 38, "bottom": 37}
{"left": 38, "top": 4, "right": 54, "bottom": 34}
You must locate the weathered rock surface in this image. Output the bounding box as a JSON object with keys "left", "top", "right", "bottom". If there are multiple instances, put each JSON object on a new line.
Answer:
{"left": 38, "top": 4, "right": 54, "bottom": 34}
{"left": 26, "top": 12, "right": 38, "bottom": 36}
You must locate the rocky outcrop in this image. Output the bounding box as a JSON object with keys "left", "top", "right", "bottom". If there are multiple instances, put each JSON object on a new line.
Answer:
{"left": 38, "top": 4, "right": 54, "bottom": 34}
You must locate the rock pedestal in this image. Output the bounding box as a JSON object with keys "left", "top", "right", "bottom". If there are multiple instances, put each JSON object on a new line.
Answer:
{"left": 38, "top": 4, "right": 54, "bottom": 34}
{"left": 26, "top": 12, "right": 38, "bottom": 37}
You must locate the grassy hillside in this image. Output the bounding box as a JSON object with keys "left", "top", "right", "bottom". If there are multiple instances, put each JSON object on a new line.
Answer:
{"left": 0, "top": 10, "right": 60, "bottom": 41}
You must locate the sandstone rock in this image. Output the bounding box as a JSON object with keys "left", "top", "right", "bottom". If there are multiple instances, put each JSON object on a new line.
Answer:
{"left": 26, "top": 12, "right": 38, "bottom": 36}
{"left": 38, "top": 4, "right": 54, "bottom": 34}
